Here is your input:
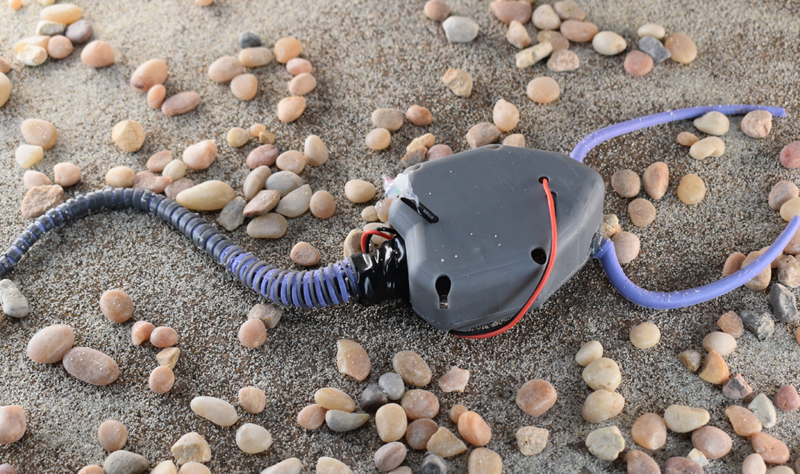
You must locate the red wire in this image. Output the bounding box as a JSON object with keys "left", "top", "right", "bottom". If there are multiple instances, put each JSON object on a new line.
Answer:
{"left": 361, "top": 230, "right": 395, "bottom": 253}
{"left": 455, "top": 178, "right": 558, "bottom": 339}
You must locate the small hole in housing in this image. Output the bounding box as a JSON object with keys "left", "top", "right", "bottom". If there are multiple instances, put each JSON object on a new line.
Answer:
{"left": 531, "top": 248, "right": 547, "bottom": 265}
{"left": 435, "top": 275, "right": 451, "bottom": 309}
{"left": 486, "top": 144, "right": 501, "bottom": 150}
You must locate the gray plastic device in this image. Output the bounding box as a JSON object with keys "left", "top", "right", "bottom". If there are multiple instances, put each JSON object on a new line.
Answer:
{"left": 387, "top": 145, "right": 605, "bottom": 332}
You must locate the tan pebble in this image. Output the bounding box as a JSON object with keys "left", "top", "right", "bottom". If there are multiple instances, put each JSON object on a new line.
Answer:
{"left": 626, "top": 450, "right": 660, "bottom": 474}
{"left": 725, "top": 405, "right": 762, "bottom": 436}
{"left": 179, "top": 463, "right": 210, "bottom": 474}
{"left": 678, "top": 350, "right": 702, "bottom": 372}
{"left": 492, "top": 0, "right": 533, "bottom": 25}
{"left": 539, "top": 30, "right": 570, "bottom": 51}
{"left": 663, "top": 405, "right": 710, "bottom": 433}
{"left": 316, "top": 458, "right": 353, "bottom": 474}
{"left": 601, "top": 214, "right": 621, "bottom": 239}
{"left": 288, "top": 73, "right": 316, "bottom": 96}
{"left": 611, "top": 231, "right": 640, "bottom": 264}
{"left": 47, "top": 35, "right": 72, "bottom": 59}
{"left": 276, "top": 150, "right": 306, "bottom": 174}
{"left": 502, "top": 134, "right": 526, "bottom": 148}
{"left": 53, "top": 162, "right": 80, "bottom": 187}
{"left": 171, "top": 432, "right": 211, "bottom": 464}
{"left": 402, "top": 146, "right": 426, "bottom": 167}
{"left": 156, "top": 347, "right": 180, "bottom": 369}
{"left": 26, "top": 324, "right": 74, "bottom": 363}
{"left": 40, "top": 3, "right": 81, "bottom": 23}
{"left": 190, "top": 397, "right": 238, "bottom": 427}
{"left": 575, "top": 340, "right": 602, "bottom": 366}
{"left": 468, "top": 448, "right": 501, "bottom": 474}
{"left": 288, "top": 242, "right": 319, "bottom": 266}
{"left": 741, "top": 251, "right": 771, "bottom": 290}
{"left": 583, "top": 357, "right": 621, "bottom": 391}
{"left": 678, "top": 131, "right": 699, "bottom": 146}
{"left": 250, "top": 123, "right": 266, "bottom": 137}
{"left": 717, "top": 311, "right": 744, "bottom": 337}
{"left": 438, "top": 366, "right": 470, "bottom": 392}
{"left": 243, "top": 190, "right": 280, "bottom": 217}
{"left": 297, "top": 404, "right": 327, "bottom": 430}
{"left": 781, "top": 196, "right": 800, "bottom": 222}
{"left": 106, "top": 166, "right": 136, "bottom": 187}
{"left": 162, "top": 160, "right": 185, "bottom": 182}
{"left": 628, "top": 198, "right": 655, "bottom": 227}
{"left": 778, "top": 255, "right": 800, "bottom": 287}
{"left": 133, "top": 171, "right": 172, "bottom": 194}
{"left": 286, "top": 57, "right": 312, "bottom": 75}
{"left": 196, "top": 0, "right": 213, "bottom": 5}
{"left": 637, "top": 23, "right": 665, "bottom": 39}
{"left": 343, "top": 229, "right": 363, "bottom": 257}
{"left": 150, "top": 327, "right": 178, "bottom": 348}
{"left": 611, "top": 169, "right": 640, "bottom": 197}
{"left": 20, "top": 184, "right": 62, "bottom": 217}
{"left": 238, "top": 319, "right": 266, "bottom": 348}
{"left": 401, "top": 390, "right": 439, "bottom": 420}
{"left": 130, "top": 321, "right": 154, "bottom": 345}
{"left": 375, "top": 442, "right": 407, "bottom": 472}
{"left": 0, "top": 405, "right": 25, "bottom": 445}
{"left": 405, "top": 418, "right": 438, "bottom": 450}
{"left": 207, "top": 56, "right": 243, "bottom": 82}
{"left": 334, "top": 339, "right": 370, "bottom": 381}
{"left": 14, "top": 36, "right": 50, "bottom": 53}
{"left": 581, "top": 390, "right": 624, "bottom": 423}
{"left": 100, "top": 289, "right": 133, "bottom": 323}
{"left": 372, "top": 108, "right": 404, "bottom": 131}
{"left": 182, "top": 140, "right": 217, "bottom": 170}
{"left": 769, "top": 181, "right": 799, "bottom": 210}
{"left": 642, "top": 162, "right": 668, "bottom": 200}
{"left": 304, "top": 135, "right": 329, "bottom": 166}
{"left": 231, "top": 74, "right": 258, "bottom": 100}
{"left": 741, "top": 110, "right": 772, "bottom": 139}
{"left": 493, "top": 99, "right": 519, "bottom": 132}
{"left": 21, "top": 118, "right": 57, "bottom": 149}
{"left": 630, "top": 322, "right": 660, "bottom": 348}
{"left": 247, "top": 213, "right": 287, "bottom": 239}
{"left": 162, "top": 91, "right": 201, "bottom": 117}
{"left": 722, "top": 253, "right": 746, "bottom": 276}
{"left": 585, "top": 426, "right": 625, "bottom": 461}
{"left": 515, "top": 42, "right": 552, "bottom": 69}
{"left": 277, "top": 96, "right": 306, "bottom": 123}
{"left": 742, "top": 454, "right": 766, "bottom": 474}
{"left": 366, "top": 128, "right": 391, "bottom": 150}
{"left": 631, "top": 413, "right": 666, "bottom": 450}
{"left": 362, "top": 206, "right": 378, "bottom": 222}
{"left": 98, "top": 420, "right": 127, "bottom": 451}
{"left": 407, "top": 133, "right": 435, "bottom": 152}
{"left": 506, "top": 20, "right": 531, "bottom": 48}
{"left": 406, "top": 105, "right": 433, "bottom": 126}
{"left": 751, "top": 432, "right": 789, "bottom": 464}
{"left": 690, "top": 136, "right": 725, "bottom": 160}
{"left": 0, "top": 72, "right": 10, "bottom": 108}
{"left": 592, "top": 31, "right": 627, "bottom": 55}
{"left": 130, "top": 59, "right": 167, "bottom": 91}
{"left": 62, "top": 347, "right": 119, "bottom": 386}
{"left": 426, "top": 427, "right": 467, "bottom": 458}
{"left": 376, "top": 403, "right": 407, "bottom": 442}
{"left": 442, "top": 68, "right": 473, "bottom": 97}
{"left": 699, "top": 349, "right": 729, "bottom": 384}
{"left": 147, "top": 85, "right": 166, "bottom": 109}
{"left": 239, "top": 47, "right": 274, "bottom": 68}
{"left": 0, "top": 58, "right": 10, "bottom": 74}
{"left": 560, "top": 20, "right": 598, "bottom": 42}
{"left": 665, "top": 33, "right": 698, "bottom": 64}
{"left": 309, "top": 190, "right": 335, "bottom": 219}
{"left": 77, "top": 466, "right": 105, "bottom": 474}
{"left": 526, "top": 77, "right": 560, "bottom": 103}
{"left": 274, "top": 37, "right": 302, "bottom": 63}
{"left": 149, "top": 365, "right": 175, "bottom": 394}
{"left": 516, "top": 379, "right": 557, "bottom": 416}
{"left": 458, "top": 411, "right": 491, "bottom": 447}
{"left": 8, "top": 0, "right": 21, "bottom": 9}
{"left": 315, "top": 387, "right": 355, "bottom": 412}
{"left": 449, "top": 404, "right": 467, "bottom": 424}
{"left": 392, "top": 350, "right": 432, "bottom": 386}
{"left": 80, "top": 40, "right": 114, "bottom": 67}
{"left": 516, "top": 426, "right": 548, "bottom": 456}
{"left": 111, "top": 120, "right": 145, "bottom": 152}
{"left": 345, "top": 179, "right": 376, "bottom": 203}
{"left": 424, "top": 0, "right": 451, "bottom": 21}
{"left": 677, "top": 174, "right": 706, "bottom": 204}
{"left": 465, "top": 122, "right": 500, "bottom": 149}
{"left": 703, "top": 331, "right": 736, "bottom": 356}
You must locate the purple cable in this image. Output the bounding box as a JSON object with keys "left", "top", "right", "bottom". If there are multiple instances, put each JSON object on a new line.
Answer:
{"left": 570, "top": 105, "right": 787, "bottom": 162}
{"left": 594, "top": 216, "right": 800, "bottom": 309}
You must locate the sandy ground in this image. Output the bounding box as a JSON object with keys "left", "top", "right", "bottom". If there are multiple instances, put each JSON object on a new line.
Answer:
{"left": 1, "top": 0, "right": 800, "bottom": 472}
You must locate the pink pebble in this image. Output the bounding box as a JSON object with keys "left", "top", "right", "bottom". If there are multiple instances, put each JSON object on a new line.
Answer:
{"left": 624, "top": 50, "right": 653, "bottom": 76}
{"left": 426, "top": 144, "right": 453, "bottom": 161}
{"left": 775, "top": 385, "right": 800, "bottom": 412}
{"left": 131, "top": 321, "right": 155, "bottom": 345}
{"left": 150, "top": 327, "right": 178, "bottom": 348}
{"left": 286, "top": 58, "right": 312, "bottom": 75}
{"left": 780, "top": 141, "right": 800, "bottom": 169}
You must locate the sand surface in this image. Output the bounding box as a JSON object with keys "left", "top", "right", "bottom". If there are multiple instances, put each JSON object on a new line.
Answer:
{"left": 1, "top": 0, "right": 800, "bottom": 472}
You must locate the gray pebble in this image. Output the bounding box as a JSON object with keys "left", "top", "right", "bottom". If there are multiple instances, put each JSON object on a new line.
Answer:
{"left": 238, "top": 31, "right": 262, "bottom": 49}
{"left": 325, "top": 410, "right": 369, "bottom": 432}
{"left": 0, "top": 280, "right": 29, "bottom": 318}
{"left": 639, "top": 35, "right": 671, "bottom": 63}
{"left": 216, "top": 197, "right": 246, "bottom": 231}
{"left": 103, "top": 450, "right": 148, "bottom": 474}
{"left": 769, "top": 283, "right": 798, "bottom": 323}
{"left": 442, "top": 16, "right": 479, "bottom": 43}
{"left": 379, "top": 373, "right": 405, "bottom": 401}
{"left": 740, "top": 310, "right": 775, "bottom": 340}
{"left": 361, "top": 385, "right": 388, "bottom": 413}
{"left": 275, "top": 184, "right": 312, "bottom": 218}
{"left": 266, "top": 171, "right": 303, "bottom": 197}
{"left": 420, "top": 452, "right": 448, "bottom": 474}
{"left": 65, "top": 20, "right": 93, "bottom": 44}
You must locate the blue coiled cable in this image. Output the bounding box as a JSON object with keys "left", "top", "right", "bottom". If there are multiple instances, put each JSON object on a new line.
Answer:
{"left": 0, "top": 187, "right": 358, "bottom": 309}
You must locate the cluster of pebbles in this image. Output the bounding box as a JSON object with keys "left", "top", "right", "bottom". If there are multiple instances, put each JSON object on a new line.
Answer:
{"left": 8, "top": 4, "right": 98, "bottom": 69}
